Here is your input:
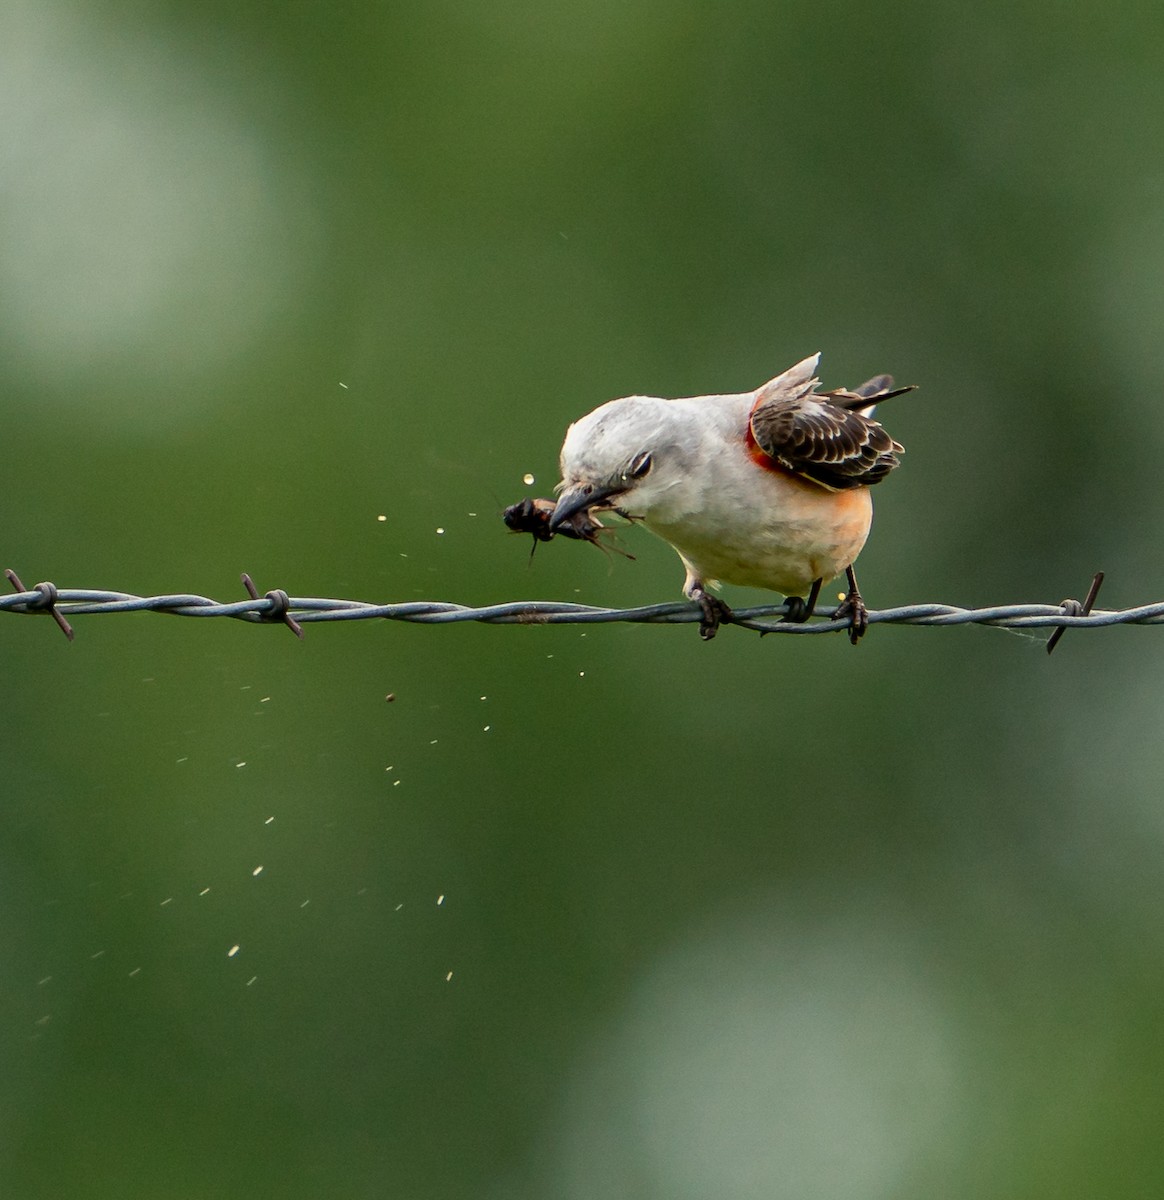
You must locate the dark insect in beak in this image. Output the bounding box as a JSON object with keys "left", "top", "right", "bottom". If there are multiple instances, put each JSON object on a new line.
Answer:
{"left": 502, "top": 497, "right": 635, "bottom": 561}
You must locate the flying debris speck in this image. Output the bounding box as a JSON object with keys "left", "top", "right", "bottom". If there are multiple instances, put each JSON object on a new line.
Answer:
{"left": 522, "top": 473, "right": 535, "bottom": 485}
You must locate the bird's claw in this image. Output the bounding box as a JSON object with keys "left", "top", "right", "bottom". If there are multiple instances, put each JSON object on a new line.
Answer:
{"left": 692, "top": 591, "right": 732, "bottom": 640}
{"left": 833, "top": 590, "right": 868, "bottom": 644}
{"left": 781, "top": 578, "right": 823, "bottom": 625}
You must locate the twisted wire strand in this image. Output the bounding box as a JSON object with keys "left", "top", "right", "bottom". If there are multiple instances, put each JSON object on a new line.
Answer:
{"left": 1, "top": 577, "right": 1152, "bottom": 639}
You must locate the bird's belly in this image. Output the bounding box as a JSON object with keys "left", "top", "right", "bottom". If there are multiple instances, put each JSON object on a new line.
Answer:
{"left": 646, "top": 485, "right": 873, "bottom": 596}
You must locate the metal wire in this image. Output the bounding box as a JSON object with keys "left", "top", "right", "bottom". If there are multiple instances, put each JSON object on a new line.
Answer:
{"left": 0, "top": 568, "right": 1144, "bottom": 648}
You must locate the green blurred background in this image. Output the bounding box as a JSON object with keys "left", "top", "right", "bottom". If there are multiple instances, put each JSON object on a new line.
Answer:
{"left": 4, "top": 2, "right": 1164, "bottom": 1197}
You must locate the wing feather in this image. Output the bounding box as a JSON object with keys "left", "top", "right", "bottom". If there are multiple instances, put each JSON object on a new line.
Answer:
{"left": 749, "top": 371, "right": 908, "bottom": 490}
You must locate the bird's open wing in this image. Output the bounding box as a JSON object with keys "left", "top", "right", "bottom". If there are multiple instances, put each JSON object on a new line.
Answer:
{"left": 749, "top": 373, "right": 906, "bottom": 491}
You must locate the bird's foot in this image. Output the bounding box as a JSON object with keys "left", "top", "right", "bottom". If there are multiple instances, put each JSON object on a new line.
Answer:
{"left": 833, "top": 566, "right": 868, "bottom": 645}
{"left": 781, "top": 578, "right": 823, "bottom": 625}
{"left": 690, "top": 589, "right": 732, "bottom": 640}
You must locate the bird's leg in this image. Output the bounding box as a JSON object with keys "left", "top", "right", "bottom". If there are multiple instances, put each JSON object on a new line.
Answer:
{"left": 782, "top": 577, "right": 823, "bottom": 624}
{"left": 685, "top": 580, "right": 732, "bottom": 641}
{"left": 833, "top": 565, "right": 868, "bottom": 645}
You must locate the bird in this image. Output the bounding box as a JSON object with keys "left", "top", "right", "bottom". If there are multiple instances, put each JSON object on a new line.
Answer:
{"left": 548, "top": 353, "right": 914, "bottom": 642}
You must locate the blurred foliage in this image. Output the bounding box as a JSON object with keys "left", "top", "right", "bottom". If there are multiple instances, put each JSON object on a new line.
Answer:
{"left": 4, "top": 2, "right": 1164, "bottom": 1197}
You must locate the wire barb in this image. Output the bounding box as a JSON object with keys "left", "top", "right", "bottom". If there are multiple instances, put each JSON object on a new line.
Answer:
{"left": 1045, "top": 571, "right": 1105, "bottom": 655}
{"left": 5, "top": 569, "right": 75, "bottom": 642}
{"left": 241, "top": 573, "right": 304, "bottom": 640}
{"left": 1, "top": 567, "right": 1144, "bottom": 653}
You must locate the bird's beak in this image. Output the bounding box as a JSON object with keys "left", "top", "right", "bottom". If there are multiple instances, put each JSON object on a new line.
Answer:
{"left": 549, "top": 483, "right": 620, "bottom": 532}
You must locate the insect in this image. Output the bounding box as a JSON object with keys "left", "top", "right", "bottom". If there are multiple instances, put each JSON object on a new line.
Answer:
{"left": 503, "top": 497, "right": 635, "bottom": 560}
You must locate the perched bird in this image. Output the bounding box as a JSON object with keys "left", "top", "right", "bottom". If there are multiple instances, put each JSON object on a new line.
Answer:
{"left": 549, "top": 353, "right": 913, "bottom": 642}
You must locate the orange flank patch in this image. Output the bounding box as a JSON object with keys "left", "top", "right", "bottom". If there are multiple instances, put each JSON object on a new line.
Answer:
{"left": 744, "top": 423, "right": 831, "bottom": 495}
{"left": 744, "top": 422, "right": 786, "bottom": 473}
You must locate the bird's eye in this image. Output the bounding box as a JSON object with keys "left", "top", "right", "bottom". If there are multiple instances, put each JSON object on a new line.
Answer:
{"left": 628, "top": 451, "right": 653, "bottom": 479}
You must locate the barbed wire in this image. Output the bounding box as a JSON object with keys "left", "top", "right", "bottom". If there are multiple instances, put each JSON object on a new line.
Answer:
{"left": 0, "top": 568, "right": 1138, "bottom": 653}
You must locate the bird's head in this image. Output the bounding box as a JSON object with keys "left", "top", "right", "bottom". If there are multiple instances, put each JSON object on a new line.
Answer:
{"left": 550, "top": 396, "right": 687, "bottom": 532}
